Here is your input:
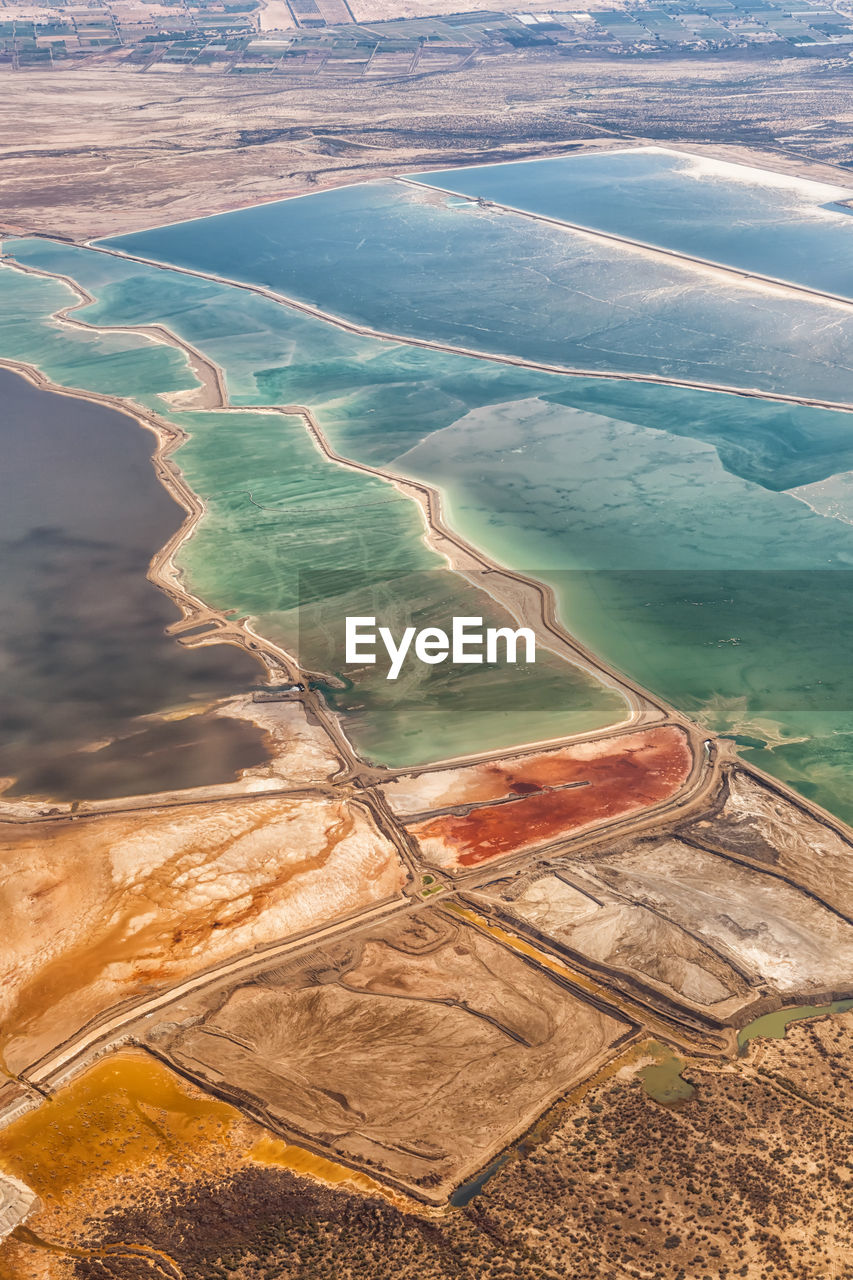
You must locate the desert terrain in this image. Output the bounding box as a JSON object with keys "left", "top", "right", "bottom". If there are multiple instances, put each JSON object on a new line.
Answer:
{"left": 153, "top": 908, "right": 631, "bottom": 1201}
{"left": 3, "top": 1011, "right": 851, "bottom": 1279}
{"left": 0, "top": 791, "right": 407, "bottom": 1074}
{"left": 2, "top": 689, "right": 851, "bottom": 1262}
{"left": 1, "top": 55, "right": 852, "bottom": 240}
{"left": 475, "top": 870, "right": 755, "bottom": 1015}
{"left": 1, "top": 28, "right": 853, "bottom": 1277}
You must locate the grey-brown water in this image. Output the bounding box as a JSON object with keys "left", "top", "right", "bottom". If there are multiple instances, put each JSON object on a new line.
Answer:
{"left": 0, "top": 368, "right": 269, "bottom": 801}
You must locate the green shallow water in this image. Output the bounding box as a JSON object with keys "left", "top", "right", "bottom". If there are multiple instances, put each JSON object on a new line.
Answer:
{"left": 389, "top": 392, "right": 853, "bottom": 822}
{"left": 737, "top": 1001, "right": 853, "bottom": 1051}
{"left": 0, "top": 260, "right": 623, "bottom": 769}
{"left": 170, "top": 407, "right": 621, "bottom": 765}
{"left": 7, "top": 182, "right": 853, "bottom": 796}
{"left": 638, "top": 1047, "right": 696, "bottom": 1105}
{"left": 0, "top": 266, "right": 197, "bottom": 403}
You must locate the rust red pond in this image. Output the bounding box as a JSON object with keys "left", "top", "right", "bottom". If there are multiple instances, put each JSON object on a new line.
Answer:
{"left": 382, "top": 727, "right": 692, "bottom": 870}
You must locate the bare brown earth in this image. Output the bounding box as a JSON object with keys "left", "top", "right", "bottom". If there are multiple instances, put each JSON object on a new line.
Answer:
{"left": 0, "top": 794, "right": 406, "bottom": 1075}
{"left": 1, "top": 57, "right": 852, "bottom": 240}
{"left": 152, "top": 908, "right": 630, "bottom": 1202}
{"left": 0, "top": 762, "right": 851, "bottom": 1275}
{"left": 444, "top": 1014, "right": 853, "bottom": 1280}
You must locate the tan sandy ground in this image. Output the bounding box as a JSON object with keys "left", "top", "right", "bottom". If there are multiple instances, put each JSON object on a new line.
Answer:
{"left": 159, "top": 909, "right": 629, "bottom": 1200}
{"left": 257, "top": 0, "right": 297, "bottom": 29}
{"left": 1, "top": 59, "right": 851, "bottom": 240}
{"left": 0, "top": 795, "right": 406, "bottom": 1075}
{"left": 216, "top": 695, "right": 344, "bottom": 786}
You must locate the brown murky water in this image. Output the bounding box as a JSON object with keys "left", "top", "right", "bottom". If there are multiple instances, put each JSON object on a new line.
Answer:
{"left": 0, "top": 367, "right": 268, "bottom": 801}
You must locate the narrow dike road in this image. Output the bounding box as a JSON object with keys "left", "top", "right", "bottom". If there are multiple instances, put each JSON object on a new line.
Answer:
{"left": 19, "top": 230, "right": 853, "bottom": 417}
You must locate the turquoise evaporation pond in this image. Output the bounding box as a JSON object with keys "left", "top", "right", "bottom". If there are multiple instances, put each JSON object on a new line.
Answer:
{"left": 411, "top": 147, "right": 853, "bottom": 300}
{"left": 388, "top": 389, "right": 853, "bottom": 825}
{"left": 0, "top": 256, "right": 625, "bottom": 769}
{"left": 8, "top": 223, "right": 853, "bottom": 808}
{"left": 0, "top": 263, "right": 197, "bottom": 402}
{"left": 95, "top": 179, "right": 853, "bottom": 409}
{"left": 167, "top": 406, "right": 621, "bottom": 766}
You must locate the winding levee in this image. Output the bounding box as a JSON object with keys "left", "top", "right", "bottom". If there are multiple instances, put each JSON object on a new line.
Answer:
{"left": 0, "top": 249, "right": 666, "bottom": 755}
{"left": 57, "top": 236, "right": 853, "bottom": 416}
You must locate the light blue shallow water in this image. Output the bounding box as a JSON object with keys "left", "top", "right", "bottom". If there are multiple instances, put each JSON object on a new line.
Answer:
{"left": 14, "top": 237, "right": 853, "bottom": 495}
{"left": 410, "top": 147, "right": 853, "bottom": 298}
{"left": 95, "top": 175, "right": 853, "bottom": 406}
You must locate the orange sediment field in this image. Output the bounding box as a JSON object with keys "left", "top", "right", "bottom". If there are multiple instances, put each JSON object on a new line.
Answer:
{"left": 248, "top": 1135, "right": 425, "bottom": 1213}
{"left": 407, "top": 727, "right": 691, "bottom": 868}
{"left": 0, "top": 1051, "right": 419, "bottom": 1279}
{"left": 0, "top": 1053, "right": 238, "bottom": 1203}
{"left": 0, "top": 1051, "right": 411, "bottom": 1209}
{"left": 0, "top": 795, "right": 405, "bottom": 1075}
{"left": 0, "top": 1052, "right": 236, "bottom": 1280}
